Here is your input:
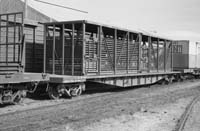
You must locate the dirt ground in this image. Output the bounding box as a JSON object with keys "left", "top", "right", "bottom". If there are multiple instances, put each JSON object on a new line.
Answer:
{"left": 0, "top": 80, "right": 200, "bottom": 131}
{"left": 80, "top": 98, "right": 192, "bottom": 131}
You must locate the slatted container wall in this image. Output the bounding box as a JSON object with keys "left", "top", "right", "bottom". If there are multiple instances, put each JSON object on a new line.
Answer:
{"left": 101, "top": 37, "right": 114, "bottom": 73}
{"left": 24, "top": 24, "right": 44, "bottom": 72}
{"left": 0, "top": 0, "right": 53, "bottom": 73}
{"left": 0, "top": 13, "right": 23, "bottom": 73}
{"left": 158, "top": 42, "right": 165, "bottom": 72}
{"left": 149, "top": 41, "right": 158, "bottom": 72}
{"left": 73, "top": 28, "right": 83, "bottom": 75}
{"left": 165, "top": 41, "right": 172, "bottom": 71}
{"left": 45, "top": 21, "right": 173, "bottom": 76}
{"left": 63, "top": 33, "right": 83, "bottom": 76}
{"left": 83, "top": 23, "right": 173, "bottom": 75}
{"left": 33, "top": 24, "right": 44, "bottom": 72}
{"left": 84, "top": 26, "right": 141, "bottom": 75}
{"left": 0, "top": 13, "right": 45, "bottom": 73}
{"left": 128, "top": 35, "right": 139, "bottom": 73}
{"left": 24, "top": 27, "right": 34, "bottom": 72}
{"left": 140, "top": 41, "right": 149, "bottom": 72}
{"left": 46, "top": 26, "right": 60, "bottom": 74}
{"left": 85, "top": 32, "right": 98, "bottom": 73}
{"left": 45, "top": 24, "right": 83, "bottom": 75}
{"left": 64, "top": 35, "right": 72, "bottom": 75}
{"left": 116, "top": 32, "right": 128, "bottom": 72}
{"left": 100, "top": 28, "right": 115, "bottom": 74}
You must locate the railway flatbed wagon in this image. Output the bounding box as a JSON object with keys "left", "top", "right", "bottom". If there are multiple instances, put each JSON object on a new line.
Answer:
{"left": 0, "top": 12, "right": 51, "bottom": 104}
{"left": 43, "top": 20, "right": 181, "bottom": 99}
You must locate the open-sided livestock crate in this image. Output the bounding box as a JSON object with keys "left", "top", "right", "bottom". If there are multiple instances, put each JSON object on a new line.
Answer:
{"left": 44, "top": 20, "right": 173, "bottom": 77}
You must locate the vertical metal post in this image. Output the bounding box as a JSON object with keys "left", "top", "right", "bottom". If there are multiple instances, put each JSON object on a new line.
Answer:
{"left": 164, "top": 40, "right": 166, "bottom": 72}
{"left": 72, "top": 24, "right": 75, "bottom": 76}
{"left": 24, "top": 0, "right": 28, "bottom": 19}
{"left": 127, "top": 32, "right": 129, "bottom": 73}
{"left": 82, "top": 22, "right": 86, "bottom": 75}
{"left": 18, "top": 26, "right": 20, "bottom": 63}
{"left": 138, "top": 33, "right": 142, "bottom": 72}
{"left": 62, "top": 24, "right": 65, "bottom": 75}
{"left": 32, "top": 28, "right": 36, "bottom": 71}
{"left": 148, "top": 36, "right": 151, "bottom": 73}
{"left": 21, "top": 13, "right": 24, "bottom": 41}
{"left": 0, "top": 15, "right": 1, "bottom": 61}
{"left": 13, "top": 14, "right": 16, "bottom": 62}
{"left": 52, "top": 25, "right": 55, "bottom": 74}
{"left": 43, "top": 25, "right": 47, "bottom": 73}
{"left": 171, "top": 41, "right": 173, "bottom": 71}
{"left": 21, "top": 12, "right": 25, "bottom": 71}
{"left": 6, "top": 14, "right": 8, "bottom": 65}
{"left": 18, "top": 13, "right": 23, "bottom": 64}
{"left": 114, "top": 29, "right": 117, "bottom": 74}
{"left": 157, "top": 39, "right": 159, "bottom": 72}
{"left": 98, "top": 26, "right": 102, "bottom": 75}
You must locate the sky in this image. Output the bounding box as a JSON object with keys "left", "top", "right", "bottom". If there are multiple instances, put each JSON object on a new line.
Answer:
{"left": 24, "top": 0, "right": 200, "bottom": 41}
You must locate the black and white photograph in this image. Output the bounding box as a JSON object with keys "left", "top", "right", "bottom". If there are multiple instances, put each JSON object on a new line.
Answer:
{"left": 0, "top": 0, "right": 200, "bottom": 130}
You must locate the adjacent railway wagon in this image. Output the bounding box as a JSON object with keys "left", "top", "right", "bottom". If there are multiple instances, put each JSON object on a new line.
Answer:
{"left": 1, "top": 11, "right": 197, "bottom": 104}
{"left": 0, "top": 12, "right": 49, "bottom": 104}
{"left": 173, "top": 40, "right": 200, "bottom": 74}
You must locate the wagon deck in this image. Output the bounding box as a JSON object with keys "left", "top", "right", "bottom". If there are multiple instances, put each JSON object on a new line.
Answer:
{"left": 49, "top": 74, "right": 86, "bottom": 84}
{"left": 0, "top": 72, "right": 49, "bottom": 84}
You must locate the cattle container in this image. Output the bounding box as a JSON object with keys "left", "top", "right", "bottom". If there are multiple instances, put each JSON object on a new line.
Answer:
{"left": 44, "top": 20, "right": 173, "bottom": 77}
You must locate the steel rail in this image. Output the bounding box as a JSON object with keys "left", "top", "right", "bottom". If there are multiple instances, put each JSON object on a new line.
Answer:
{"left": 0, "top": 80, "right": 198, "bottom": 118}
{"left": 176, "top": 95, "right": 200, "bottom": 131}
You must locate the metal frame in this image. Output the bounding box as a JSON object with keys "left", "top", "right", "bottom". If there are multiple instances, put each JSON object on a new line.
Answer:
{"left": 72, "top": 24, "right": 75, "bottom": 75}
{"left": 164, "top": 40, "right": 166, "bottom": 72}
{"left": 98, "top": 26, "right": 102, "bottom": 75}
{"left": 138, "top": 33, "right": 142, "bottom": 72}
{"left": 52, "top": 25, "right": 55, "bottom": 74}
{"left": 82, "top": 23, "right": 86, "bottom": 75}
{"left": 6, "top": 14, "right": 8, "bottom": 64}
{"left": 43, "top": 25, "right": 47, "bottom": 73}
{"left": 114, "top": 29, "right": 117, "bottom": 74}
{"left": 0, "top": 12, "right": 24, "bottom": 73}
{"left": 157, "top": 39, "right": 159, "bottom": 72}
{"left": 148, "top": 36, "right": 151, "bottom": 72}
{"left": 127, "top": 32, "right": 130, "bottom": 73}
{"left": 62, "top": 24, "right": 65, "bottom": 75}
{"left": 43, "top": 20, "right": 173, "bottom": 76}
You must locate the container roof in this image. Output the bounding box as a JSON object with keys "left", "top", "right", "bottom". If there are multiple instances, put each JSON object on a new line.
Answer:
{"left": 44, "top": 20, "right": 173, "bottom": 41}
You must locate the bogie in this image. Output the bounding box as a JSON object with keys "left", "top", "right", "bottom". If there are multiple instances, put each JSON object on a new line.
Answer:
{"left": 47, "top": 83, "right": 85, "bottom": 100}
{"left": 0, "top": 88, "right": 27, "bottom": 105}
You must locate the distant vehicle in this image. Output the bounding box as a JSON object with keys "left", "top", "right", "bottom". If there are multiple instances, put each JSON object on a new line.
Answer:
{"left": 173, "top": 40, "right": 200, "bottom": 75}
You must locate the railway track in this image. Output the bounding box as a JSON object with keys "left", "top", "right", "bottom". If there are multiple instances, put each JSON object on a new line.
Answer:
{"left": 176, "top": 94, "right": 200, "bottom": 131}
{"left": 0, "top": 80, "right": 200, "bottom": 131}
{"left": 0, "top": 84, "right": 159, "bottom": 118}
{"left": 0, "top": 80, "right": 199, "bottom": 117}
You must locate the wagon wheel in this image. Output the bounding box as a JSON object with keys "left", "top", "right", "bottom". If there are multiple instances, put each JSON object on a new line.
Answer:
{"left": 12, "top": 91, "right": 23, "bottom": 104}
{"left": 48, "top": 84, "right": 62, "bottom": 99}
{"left": 70, "top": 85, "right": 82, "bottom": 97}
{"left": 13, "top": 95, "right": 22, "bottom": 104}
